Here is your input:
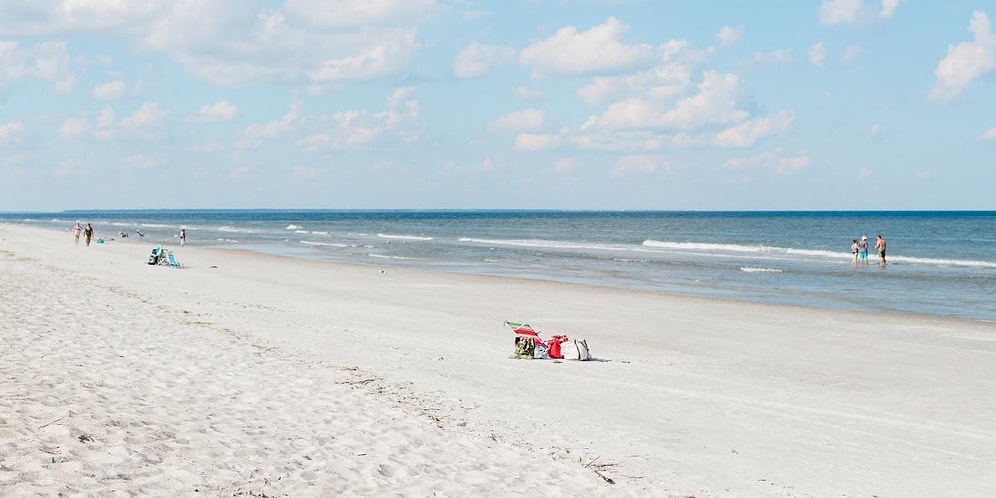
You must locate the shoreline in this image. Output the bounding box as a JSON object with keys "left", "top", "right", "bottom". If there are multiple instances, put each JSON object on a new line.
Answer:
{"left": 9, "top": 221, "right": 994, "bottom": 326}
{"left": 4, "top": 223, "right": 996, "bottom": 496}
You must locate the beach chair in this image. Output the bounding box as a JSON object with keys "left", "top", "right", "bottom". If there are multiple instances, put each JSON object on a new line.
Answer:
{"left": 504, "top": 321, "right": 569, "bottom": 359}
{"left": 166, "top": 251, "right": 182, "bottom": 268}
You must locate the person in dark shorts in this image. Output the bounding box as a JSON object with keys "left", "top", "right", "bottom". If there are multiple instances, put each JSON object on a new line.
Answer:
{"left": 876, "top": 234, "right": 887, "bottom": 266}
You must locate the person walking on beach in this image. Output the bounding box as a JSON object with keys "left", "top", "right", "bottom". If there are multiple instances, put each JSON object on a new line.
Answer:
{"left": 876, "top": 234, "right": 887, "bottom": 266}
{"left": 857, "top": 235, "right": 869, "bottom": 266}
{"left": 73, "top": 221, "right": 82, "bottom": 246}
{"left": 179, "top": 228, "right": 186, "bottom": 246}
{"left": 83, "top": 223, "right": 94, "bottom": 247}
{"left": 851, "top": 239, "right": 859, "bottom": 265}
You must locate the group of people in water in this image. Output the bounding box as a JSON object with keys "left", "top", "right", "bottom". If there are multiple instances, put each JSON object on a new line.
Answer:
{"left": 72, "top": 221, "right": 186, "bottom": 247}
{"left": 851, "top": 234, "right": 886, "bottom": 266}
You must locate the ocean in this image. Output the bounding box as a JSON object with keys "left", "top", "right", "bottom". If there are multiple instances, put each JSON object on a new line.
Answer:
{"left": 3, "top": 210, "right": 995, "bottom": 322}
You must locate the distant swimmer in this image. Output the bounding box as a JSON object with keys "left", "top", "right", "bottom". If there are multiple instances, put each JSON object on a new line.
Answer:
{"left": 876, "top": 234, "right": 887, "bottom": 266}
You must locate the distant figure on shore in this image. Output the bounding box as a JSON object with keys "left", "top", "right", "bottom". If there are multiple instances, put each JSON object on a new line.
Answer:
{"left": 136, "top": 230, "right": 144, "bottom": 237}
{"left": 83, "top": 223, "right": 94, "bottom": 247}
{"left": 850, "top": 239, "right": 859, "bottom": 265}
{"left": 73, "top": 221, "right": 82, "bottom": 246}
{"left": 179, "top": 228, "right": 186, "bottom": 246}
{"left": 876, "top": 235, "right": 887, "bottom": 266}
{"left": 858, "top": 235, "right": 869, "bottom": 266}
{"left": 119, "top": 230, "right": 129, "bottom": 238}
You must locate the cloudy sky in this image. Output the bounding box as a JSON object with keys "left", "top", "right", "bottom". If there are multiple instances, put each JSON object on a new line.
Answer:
{"left": 1, "top": 0, "right": 994, "bottom": 211}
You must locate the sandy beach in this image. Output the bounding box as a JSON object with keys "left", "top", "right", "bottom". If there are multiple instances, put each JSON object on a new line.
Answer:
{"left": 3, "top": 223, "right": 996, "bottom": 497}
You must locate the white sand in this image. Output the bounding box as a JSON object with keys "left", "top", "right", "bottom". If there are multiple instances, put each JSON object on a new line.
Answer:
{"left": 2, "top": 224, "right": 996, "bottom": 497}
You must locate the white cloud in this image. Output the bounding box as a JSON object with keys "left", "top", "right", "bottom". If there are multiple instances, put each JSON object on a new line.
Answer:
{"left": 58, "top": 117, "right": 90, "bottom": 139}
{"left": 296, "top": 88, "right": 421, "bottom": 152}
{"left": 282, "top": 0, "right": 436, "bottom": 28}
{"left": 444, "top": 157, "right": 496, "bottom": 174}
{"left": 870, "top": 123, "right": 881, "bottom": 136}
{"left": 713, "top": 111, "right": 794, "bottom": 148}
{"left": 720, "top": 148, "right": 808, "bottom": 174}
{"left": 0, "top": 40, "right": 71, "bottom": 83}
{"left": 62, "top": 102, "right": 171, "bottom": 142}
{"left": 843, "top": 44, "right": 862, "bottom": 62}
{"left": 716, "top": 25, "right": 743, "bottom": 46}
{"left": 238, "top": 101, "right": 302, "bottom": 149}
{"left": 93, "top": 80, "right": 125, "bottom": 100}
{"left": 550, "top": 157, "right": 575, "bottom": 175}
{"left": 880, "top": 0, "right": 901, "bottom": 20}
{"left": 929, "top": 11, "right": 996, "bottom": 102}
{"left": 491, "top": 109, "right": 545, "bottom": 132}
{"left": 820, "top": 0, "right": 900, "bottom": 25}
{"left": 589, "top": 71, "right": 749, "bottom": 131}
{"left": 453, "top": 41, "right": 515, "bottom": 79}
{"left": 980, "top": 127, "right": 996, "bottom": 141}
{"left": 575, "top": 40, "right": 704, "bottom": 107}
{"left": 516, "top": 86, "right": 541, "bottom": 100}
{"left": 858, "top": 167, "right": 873, "bottom": 179}
{"left": 191, "top": 100, "right": 240, "bottom": 122}
{"left": 753, "top": 49, "right": 793, "bottom": 66}
{"left": 55, "top": 158, "right": 82, "bottom": 177}
{"left": 520, "top": 17, "right": 656, "bottom": 78}
{"left": 514, "top": 133, "right": 563, "bottom": 151}
{"left": 609, "top": 155, "right": 675, "bottom": 177}
{"left": 0, "top": 121, "right": 25, "bottom": 145}
{"left": 123, "top": 154, "right": 166, "bottom": 170}
{"left": 55, "top": 73, "right": 78, "bottom": 94}
{"left": 122, "top": 102, "right": 169, "bottom": 128}
{"left": 820, "top": 0, "right": 864, "bottom": 25}
{"left": 809, "top": 42, "right": 827, "bottom": 66}
{"left": 0, "top": 2, "right": 430, "bottom": 87}
{"left": 775, "top": 154, "right": 811, "bottom": 174}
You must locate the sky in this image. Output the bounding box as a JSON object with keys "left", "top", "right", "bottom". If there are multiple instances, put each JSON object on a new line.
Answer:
{"left": 0, "top": 0, "right": 994, "bottom": 211}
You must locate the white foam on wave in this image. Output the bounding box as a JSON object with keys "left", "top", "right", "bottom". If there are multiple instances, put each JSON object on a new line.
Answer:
{"left": 740, "top": 267, "right": 784, "bottom": 273}
{"left": 459, "top": 237, "right": 629, "bottom": 253}
{"left": 377, "top": 233, "right": 433, "bottom": 241}
{"left": 368, "top": 253, "right": 411, "bottom": 260}
{"left": 888, "top": 255, "right": 996, "bottom": 269}
{"left": 294, "top": 230, "right": 309, "bottom": 234}
{"left": 311, "top": 231, "right": 328, "bottom": 235}
{"left": 300, "top": 240, "right": 347, "bottom": 248}
{"left": 218, "top": 226, "right": 254, "bottom": 233}
{"left": 286, "top": 224, "right": 303, "bottom": 230}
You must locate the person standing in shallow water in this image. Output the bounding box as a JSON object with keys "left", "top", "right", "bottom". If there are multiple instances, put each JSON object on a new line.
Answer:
{"left": 83, "top": 223, "right": 94, "bottom": 247}
{"left": 851, "top": 239, "right": 859, "bottom": 265}
{"left": 73, "top": 221, "right": 82, "bottom": 246}
{"left": 857, "top": 235, "right": 869, "bottom": 266}
{"left": 876, "top": 234, "right": 887, "bottom": 266}
{"left": 179, "top": 228, "right": 186, "bottom": 246}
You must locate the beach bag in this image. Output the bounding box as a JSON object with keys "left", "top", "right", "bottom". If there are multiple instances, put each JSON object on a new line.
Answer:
{"left": 514, "top": 337, "right": 536, "bottom": 359}
{"left": 533, "top": 342, "right": 549, "bottom": 359}
{"left": 575, "top": 339, "right": 592, "bottom": 361}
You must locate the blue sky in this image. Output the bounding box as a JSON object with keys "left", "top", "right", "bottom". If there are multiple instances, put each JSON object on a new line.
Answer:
{"left": 0, "top": 0, "right": 994, "bottom": 211}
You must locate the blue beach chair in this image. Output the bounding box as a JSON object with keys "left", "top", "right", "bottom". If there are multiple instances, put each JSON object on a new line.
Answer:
{"left": 166, "top": 251, "right": 182, "bottom": 268}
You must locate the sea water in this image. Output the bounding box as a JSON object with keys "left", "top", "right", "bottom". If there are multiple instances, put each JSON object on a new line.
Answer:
{"left": 4, "top": 210, "right": 995, "bottom": 322}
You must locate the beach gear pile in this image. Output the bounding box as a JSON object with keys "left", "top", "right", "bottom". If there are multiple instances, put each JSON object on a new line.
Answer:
{"left": 505, "top": 320, "right": 591, "bottom": 360}
{"left": 147, "top": 245, "right": 182, "bottom": 268}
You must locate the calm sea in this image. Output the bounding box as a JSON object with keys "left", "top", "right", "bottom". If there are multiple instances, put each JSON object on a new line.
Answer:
{"left": 4, "top": 210, "right": 995, "bottom": 322}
